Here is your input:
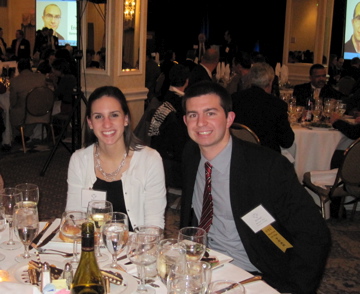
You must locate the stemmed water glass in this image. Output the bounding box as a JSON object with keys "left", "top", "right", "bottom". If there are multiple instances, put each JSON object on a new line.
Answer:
{"left": 178, "top": 227, "right": 207, "bottom": 261}
{"left": 0, "top": 188, "right": 23, "bottom": 250}
{"left": 127, "top": 233, "right": 159, "bottom": 294}
{"left": 14, "top": 204, "right": 39, "bottom": 262}
{"left": 0, "top": 206, "right": 7, "bottom": 260}
{"left": 60, "top": 211, "right": 87, "bottom": 265}
{"left": 134, "top": 225, "right": 164, "bottom": 280}
{"left": 313, "top": 103, "right": 323, "bottom": 122}
{"left": 87, "top": 200, "right": 113, "bottom": 262}
{"left": 102, "top": 212, "right": 129, "bottom": 269}
{"left": 15, "top": 183, "right": 39, "bottom": 207}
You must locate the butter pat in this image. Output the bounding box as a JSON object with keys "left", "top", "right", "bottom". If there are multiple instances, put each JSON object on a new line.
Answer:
{"left": 52, "top": 279, "right": 68, "bottom": 289}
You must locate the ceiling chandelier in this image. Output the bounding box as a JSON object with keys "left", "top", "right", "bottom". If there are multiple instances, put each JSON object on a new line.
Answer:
{"left": 124, "top": 0, "right": 136, "bottom": 21}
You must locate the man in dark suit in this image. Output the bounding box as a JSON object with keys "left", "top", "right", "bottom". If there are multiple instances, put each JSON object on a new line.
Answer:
{"left": 293, "top": 63, "right": 344, "bottom": 106}
{"left": 180, "top": 80, "right": 331, "bottom": 294}
{"left": 188, "top": 48, "right": 219, "bottom": 87}
{"left": 11, "top": 30, "right": 31, "bottom": 61}
{"left": 232, "top": 62, "right": 294, "bottom": 153}
{"left": 0, "top": 27, "right": 7, "bottom": 61}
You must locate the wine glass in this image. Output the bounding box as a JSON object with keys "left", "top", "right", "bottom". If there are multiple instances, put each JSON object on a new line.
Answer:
{"left": 323, "top": 101, "right": 333, "bottom": 122}
{"left": 335, "top": 103, "right": 347, "bottom": 116}
{"left": 60, "top": 211, "right": 87, "bottom": 265}
{"left": 0, "top": 188, "right": 23, "bottom": 250}
{"left": 87, "top": 200, "right": 113, "bottom": 262}
{"left": 178, "top": 227, "right": 207, "bottom": 261}
{"left": 0, "top": 206, "right": 7, "bottom": 260}
{"left": 134, "top": 225, "right": 164, "bottom": 280}
{"left": 294, "top": 106, "right": 304, "bottom": 124}
{"left": 15, "top": 183, "right": 39, "bottom": 207}
{"left": 127, "top": 233, "right": 159, "bottom": 294}
{"left": 14, "top": 204, "right": 39, "bottom": 262}
{"left": 313, "top": 104, "right": 323, "bottom": 122}
{"left": 102, "top": 212, "right": 129, "bottom": 269}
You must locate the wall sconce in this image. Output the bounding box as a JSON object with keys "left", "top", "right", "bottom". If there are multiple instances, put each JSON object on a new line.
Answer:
{"left": 124, "top": 0, "right": 136, "bottom": 21}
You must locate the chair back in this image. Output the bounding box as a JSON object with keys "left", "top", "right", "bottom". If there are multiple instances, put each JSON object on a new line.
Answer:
{"left": 230, "top": 123, "right": 260, "bottom": 144}
{"left": 25, "top": 86, "right": 55, "bottom": 125}
{"left": 337, "top": 76, "right": 356, "bottom": 96}
{"left": 338, "top": 137, "right": 360, "bottom": 194}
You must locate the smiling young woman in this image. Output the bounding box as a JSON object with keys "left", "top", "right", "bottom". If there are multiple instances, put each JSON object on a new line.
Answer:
{"left": 65, "top": 86, "right": 167, "bottom": 231}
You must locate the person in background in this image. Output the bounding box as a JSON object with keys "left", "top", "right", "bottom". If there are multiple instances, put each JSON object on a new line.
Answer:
{"left": 344, "top": 2, "right": 360, "bottom": 53}
{"left": 232, "top": 62, "right": 294, "bottom": 152}
{"left": 188, "top": 48, "right": 219, "bottom": 87}
{"left": 145, "top": 50, "right": 161, "bottom": 103}
{"left": 66, "top": 86, "right": 167, "bottom": 230}
{"left": 149, "top": 64, "right": 190, "bottom": 190}
{"left": 341, "top": 56, "right": 360, "bottom": 82}
{"left": 42, "top": 3, "right": 64, "bottom": 40}
{"left": 0, "top": 27, "right": 7, "bottom": 61}
{"left": 10, "top": 30, "right": 31, "bottom": 61}
{"left": 293, "top": 63, "right": 344, "bottom": 106}
{"left": 180, "top": 80, "right": 331, "bottom": 294}
{"left": 227, "top": 50, "right": 252, "bottom": 94}
{"left": 47, "top": 58, "right": 77, "bottom": 114}
{"left": 195, "top": 33, "right": 210, "bottom": 62}
{"left": 328, "top": 54, "right": 341, "bottom": 86}
{"left": 221, "top": 29, "right": 237, "bottom": 67}
{"left": 9, "top": 58, "right": 47, "bottom": 145}
{"left": 182, "top": 49, "right": 197, "bottom": 72}
{"left": 158, "top": 49, "right": 177, "bottom": 99}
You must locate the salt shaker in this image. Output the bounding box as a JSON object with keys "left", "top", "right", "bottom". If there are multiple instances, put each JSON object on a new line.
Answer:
{"left": 62, "top": 262, "right": 73, "bottom": 289}
{"left": 40, "top": 262, "right": 51, "bottom": 291}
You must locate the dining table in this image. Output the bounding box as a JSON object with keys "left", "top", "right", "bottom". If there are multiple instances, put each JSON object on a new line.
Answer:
{"left": 0, "top": 219, "right": 280, "bottom": 294}
{"left": 282, "top": 124, "right": 354, "bottom": 183}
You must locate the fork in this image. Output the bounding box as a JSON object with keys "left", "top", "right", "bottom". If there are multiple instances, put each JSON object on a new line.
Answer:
{"left": 36, "top": 247, "right": 73, "bottom": 258}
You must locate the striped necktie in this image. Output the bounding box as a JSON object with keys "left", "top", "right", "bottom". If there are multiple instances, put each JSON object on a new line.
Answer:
{"left": 198, "top": 162, "right": 213, "bottom": 233}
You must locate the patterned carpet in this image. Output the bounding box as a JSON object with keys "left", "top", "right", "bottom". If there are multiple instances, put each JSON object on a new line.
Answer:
{"left": 0, "top": 142, "right": 359, "bottom": 293}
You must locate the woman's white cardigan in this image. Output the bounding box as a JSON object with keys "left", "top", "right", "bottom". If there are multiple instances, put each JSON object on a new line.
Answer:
{"left": 66, "top": 144, "right": 167, "bottom": 229}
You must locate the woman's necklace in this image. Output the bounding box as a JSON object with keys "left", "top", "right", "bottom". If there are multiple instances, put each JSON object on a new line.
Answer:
{"left": 95, "top": 144, "right": 128, "bottom": 182}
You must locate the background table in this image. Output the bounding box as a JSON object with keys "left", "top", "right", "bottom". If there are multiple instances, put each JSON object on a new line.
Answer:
{"left": 283, "top": 125, "right": 354, "bottom": 182}
{"left": 0, "top": 220, "right": 280, "bottom": 294}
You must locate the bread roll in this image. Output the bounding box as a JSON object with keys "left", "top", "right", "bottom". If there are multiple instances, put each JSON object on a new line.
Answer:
{"left": 59, "top": 225, "right": 81, "bottom": 243}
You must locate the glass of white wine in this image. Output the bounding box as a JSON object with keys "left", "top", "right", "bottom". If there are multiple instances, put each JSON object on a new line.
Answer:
{"left": 0, "top": 207, "right": 6, "bottom": 261}
{"left": 87, "top": 200, "right": 113, "bottom": 262}
{"left": 102, "top": 212, "right": 129, "bottom": 268}
{"left": 178, "top": 227, "right": 207, "bottom": 262}
{"left": 14, "top": 204, "right": 39, "bottom": 262}
{"left": 0, "top": 188, "right": 23, "bottom": 250}
{"left": 15, "top": 183, "right": 39, "bottom": 208}
{"left": 60, "top": 211, "right": 88, "bottom": 265}
{"left": 313, "top": 104, "right": 323, "bottom": 122}
{"left": 335, "top": 103, "right": 347, "bottom": 116}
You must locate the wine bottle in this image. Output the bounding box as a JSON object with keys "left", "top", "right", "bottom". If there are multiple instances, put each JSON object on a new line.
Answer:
{"left": 71, "top": 222, "right": 105, "bottom": 294}
{"left": 304, "top": 92, "right": 315, "bottom": 122}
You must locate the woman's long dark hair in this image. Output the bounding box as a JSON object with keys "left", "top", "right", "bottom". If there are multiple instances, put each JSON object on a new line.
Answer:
{"left": 84, "top": 86, "right": 143, "bottom": 152}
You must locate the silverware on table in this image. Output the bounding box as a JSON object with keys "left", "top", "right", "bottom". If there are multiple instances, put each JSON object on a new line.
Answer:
{"left": 36, "top": 247, "right": 73, "bottom": 258}
{"left": 212, "top": 275, "right": 262, "bottom": 293}
{"left": 29, "top": 218, "right": 55, "bottom": 250}
{"left": 36, "top": 224, "right": 61, "bottom": 248}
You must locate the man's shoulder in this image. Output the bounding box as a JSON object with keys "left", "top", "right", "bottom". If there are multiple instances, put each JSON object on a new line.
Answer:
{"left": 344, "top": 38, "right": 356, "bottom": 53}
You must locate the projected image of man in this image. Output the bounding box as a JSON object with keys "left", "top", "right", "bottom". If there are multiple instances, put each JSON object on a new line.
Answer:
{"left": 345, "top": 2, "right": 360, "bottom": 53}
{"left": 42, "top": 4, "right": 64, "bottom": 40}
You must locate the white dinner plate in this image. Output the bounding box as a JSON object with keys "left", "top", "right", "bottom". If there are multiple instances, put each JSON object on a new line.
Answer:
{"left": 7, "top": 258, "right": 65, "bottom": 284}
{"left": 7, "top": 259, "right": 138, "bottom": 294}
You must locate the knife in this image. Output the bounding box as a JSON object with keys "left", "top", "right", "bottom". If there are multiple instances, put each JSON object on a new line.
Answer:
{"left": 212, "top": 276, "right": 262, "bottom": 294}
{"left": 35, "top": 224, "right": 61, "bottom": 248}
{"left": 29, "top": 218, "right": 55, "bottom": 250}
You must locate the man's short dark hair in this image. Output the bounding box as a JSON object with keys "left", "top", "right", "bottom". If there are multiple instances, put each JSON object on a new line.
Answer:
{"left": 16, "top": 30, "right": 24, "bottom": 37}
{"left": 17, "top": 58, "right": 31, "bottom": 72}
{"left": 309, "top": 63, "right": 325, "bottom": 76}
{"left": 169, "top": 64, "right": 189, "bottom": 87}
{"left": 182, "top": 81, "right": 232, "bottom": 116}
{"left": 233, "top": 51, "right": 252, "bottom": 69}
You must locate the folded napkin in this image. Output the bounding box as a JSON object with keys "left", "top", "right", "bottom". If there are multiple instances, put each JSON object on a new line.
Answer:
{"left": 310, "top": 169, "right": 338, "bottom": 188}
{"left": 0, "top": 282, "right": 41, "bottom": 294}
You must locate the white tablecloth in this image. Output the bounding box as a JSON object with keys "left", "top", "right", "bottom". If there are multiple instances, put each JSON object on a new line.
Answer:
{"left": 282, "top": 125, "right": 354, "bottom": 182}
{"left": 0, "top": 220, "right": 280, "bottom": 294}
{"left": 0, "top": 91, "right": 12, "bottom": 145}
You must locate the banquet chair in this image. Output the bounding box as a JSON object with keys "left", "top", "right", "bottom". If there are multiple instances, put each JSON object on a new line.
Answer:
{"left": 230, "top": 123, "right": 260, "bottom": 145}
{"left": 302, "top": 137, "right": 360, "bottom": 220}
{"left": 337, "top": 76, "right": 356, "bottom": 96}
{"left": 19, "top": 86, "right": 56, "bottom": 153}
